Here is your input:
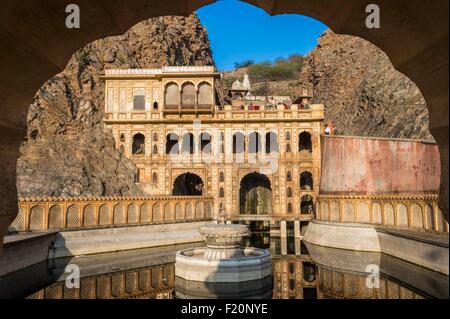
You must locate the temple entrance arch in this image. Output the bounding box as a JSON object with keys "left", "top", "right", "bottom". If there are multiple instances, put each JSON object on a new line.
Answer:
{"left": 239, "top": 172, "right": 272, "bottom": 215}
{"left": 172, "top": 172, "right": 204, "bottom": 196}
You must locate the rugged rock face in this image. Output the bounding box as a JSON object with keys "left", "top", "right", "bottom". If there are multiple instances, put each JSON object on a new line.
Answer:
{"left": 299, "top": 30, "right": 433, "bottom": 140}
{"left": 17, "top": 14, "right": 216, "bottom": 197}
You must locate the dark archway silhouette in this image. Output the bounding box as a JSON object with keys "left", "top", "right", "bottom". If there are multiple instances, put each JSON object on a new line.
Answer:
{"left": 299, "top": 131, "right": 312, "bottom": 153}
{"left": 172, "top": 173, "right": 204, "bottom": 196}
{"left": 240, "top": 172, "right": 272, "bottom": 215}
{"left": 132, "top": 133, "right": 145, "bottom": 154}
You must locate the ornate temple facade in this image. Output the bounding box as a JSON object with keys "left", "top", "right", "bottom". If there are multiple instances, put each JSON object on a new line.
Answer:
{"left": 102, "top": 66, "right": 324, "bottom": 228}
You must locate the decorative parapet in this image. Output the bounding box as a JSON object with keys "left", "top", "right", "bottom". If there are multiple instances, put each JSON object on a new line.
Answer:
{"left": 104, "top": 66, "right": 216, "bottom": 77}
{"left": 316, "top": 193, "right": 449, "bottom": 233}
{"left": 9, "top": 196, "right": 214, "bottom": 233}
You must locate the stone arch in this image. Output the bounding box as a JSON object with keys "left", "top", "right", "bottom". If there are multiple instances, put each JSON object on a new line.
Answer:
{"left": 181, "top": 132, "right": 194, "bottom": 154}
{"left": 358, "top": 202, "right": 370, "bottom": 223}
{"left": 287, "top": 187, "right": 293, "bottom": 198}
{"left": 152, "top": 203, "right": 162, "bottom": 222}
{"left": 132, "top": 133, "right": 145, "bottom": 155}
{"left": 200, "top": 132, "right": 212, "bottom": 153}
{"left": 425, "top": 204, "right": 435, "bottom": 230}
{"left": 299, "top": 131, "right": 312, "bottom": 153}
{"left": 166, "top": 132, "right": 179, "bottom": 154}
{"left": 300, "top": 171, "right": 313, "bottom": 190}
{"left": 219, "top": 172, "right": 225, "bottom": 182}
{"left": 372, "top": 203, "right": 382, "bottom": 224}
{"left": 219, "top": 187, "right": 225, "bottom": 198}
{"left": 127, "top": 203, "right": 139, "bottom": 224}
{"left": 287, "top": 202, "right": 293, "bottom": 214}
{"left": 197, "top": 82, "right": 213, "bottom": 106}
{"left": 185, "top": 202, "right": 194, "bottom": 220}
{"left": 265, "top": 131, "right": 279, "bottom": 153}
{"left": 113, "top": 204, "right": 125, "bottom": 225}
{"left": 410, "top": 204, "right": 424, "bottom": 229}
{"left": 152, "top": 172, "right": 158, "bottom": 185}
{"left": 181, "top": 82, "right": 195, "bottom": 107}
{"left": 195, "top": 202, "right": 204, "bottom": 219}
{"left": 165, "top": 82, "right": 179, "bottom": 107}
{"left": 205, "top": 202, "right": 212, "bottom": 218}
{"left": 175, "top": 202, "right": 183, "bottom": 220}
{"left": 286, "top": 170, "right": 292, "bottom": 182}
{"left": 140, "top": 203, "right": 151, "bottom": 223}
{"left": 164, "top": 203, "right": 173, "bottom": 222}
{"left": 232, "top": 132, "right": 245, "bottom": 154}
{"left": 342, "top": 202, "right": 354, "bottom": 222}
{"left": 99, "top": 204, "right": 111, "bottom": 225}
{"left": 172, "top": 172, "right": 204, "bottom": 196}
{"left": 322, "top": 202, "right": 329, "bottom": 221}
{"left": 83, "top": 204, "right": 96, "bottom": 227}
{"left": 133, "top": 87, "right": 146, "bottom": 111}
{"left": 29, "top": 205, "right": 45, "bottom": 231}
{"left": 239, "top": 172, "right": 272, "bottom": 215}
{"left": 396, "top": 204, "right": 408, "bottom": 227}
{"left": 0, "top": 0, "right": 448, "bottom": 256}
{"left": 9, "top": 207, "right": 25, "bottom": 232}
{"left": 67, "top": 205, "right": 81, "bottom": 228}
{"left": 330, "top": 202, "right": 339, "bottom": 221}
{"left": 248, "top": 131, "right": 262, "bottom": 154}
{"left": 384, "top": 204, "right": 395, "bottom": 225}
{"left": 48, "top": 205, "right": 63, "bottom": 229}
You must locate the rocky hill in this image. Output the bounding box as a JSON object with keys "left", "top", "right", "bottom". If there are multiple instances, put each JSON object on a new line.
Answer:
{"left": 17, "top": 14, "right": 216, "bottom": 197}
{"left": 299, "top": 30, "right": 432, "bottom": 140}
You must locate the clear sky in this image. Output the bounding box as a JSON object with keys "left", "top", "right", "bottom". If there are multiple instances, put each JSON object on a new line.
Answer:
{"left": 197, "top": 0, "right": 328, "bottom": 71}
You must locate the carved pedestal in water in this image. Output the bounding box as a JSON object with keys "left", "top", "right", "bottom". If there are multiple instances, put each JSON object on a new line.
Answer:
{"left": 175, "top": 224, "right": 272, "bottom": 299}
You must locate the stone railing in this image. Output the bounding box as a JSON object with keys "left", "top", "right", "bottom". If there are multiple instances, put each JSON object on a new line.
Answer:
{"left": 316, "top": 194, "right": 449, "bottom": 233}
{"left": 9, "top": 196, "right": 214, "bottom": 233}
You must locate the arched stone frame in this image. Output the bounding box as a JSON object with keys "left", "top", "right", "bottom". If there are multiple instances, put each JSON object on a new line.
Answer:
{"left": 164, "top": 202, "right": 173, "bottom": 222}
{"left": 372, "top": 202, "right": 383, "bottom": 224}
{"left": 232, "top": 130, "right": 246, "bottom": 154}
{"left": 197, "top": 81, "right": 213, "bottom": 107}
{"left": 384, "top": 203, "right": 395, "bottom": 225}
{"left": 248, "top": 131, "right": 262, "bottom": 154}
{"left": 127, "top": 203, "right": 139, "bottom": 224}
{"left": 396, "top": 203, "right": 409, "bottom": 227}
{"left": 48, "top": 204, "right": 63, "bottom": 229}
{"left": 83, "top": 204, "right": 97, "bottom": 227}
{"left": 425, "top": 203, "right": 435, "bottom": 230}
{"left": 0, "top": 0, "right": 448, "bottom": 255}
{"left": 113, "top": 203, "right": 125, "bottom": 225}
{"left": 200, "top": 131, "right": 212, "bottom": 154}
{"left": 299, "top": 130, "right": 313, "bottom": 153}
{"left": 140, "top": 203, "right": 152, "bottom": 223}
{"left": 237, "top": 170, "right": 274, "bottom": 216}
{"left": 181, "top": 81, "right": 196, "bottom": 108}
{"left": 132, "top": 132, "right": 146, "bottom": 155}
{"left": 171, "top": 170, "right": 207, "bottom": 196}
{"left": 185, "top": 202, "right": 194, "bottom": 220}
{"left": 265, "top": 130, "right": 279, "bottom": 154}
{"left": 66, "top": 204, "right": 81, "bottom": 228}
{"left": 181, "top": 132, "right": 194, "bottom": 155}
{"left": 152, "top": 203, "right": 162, "bottom": 223}
{"left": 321, "top": 201, "right": 329, "bottom": 221}
{"left": 99, "top": 204, "right": 111, "bottom": 226}
{"left": 330, "top": 202, "right": 340, "bottom": 222}
{"left": 410, "top": 203, "right": 424, "bottom": 229}
{"left": 342, "top": 202, "right": 354, "bottom": 222}
{"left": 357, "top": 201, "right": 370, "bottom": 224}
{"left": 205, "top": 202, "right": 213, "bottom": 219}
{"left": 164, "top": 82, "right": 180, "bottom": 108}
{"left": 195, "top": 201, "right": 204, "bottom": 219}
{"left": 175, "top": 202, "right": 184, "bottom": 221}
{"left": 166, "top": 132, "right": 180, "bottom": 155}
{"left": 132, "top": 87, "right": 146, "bottom": 111}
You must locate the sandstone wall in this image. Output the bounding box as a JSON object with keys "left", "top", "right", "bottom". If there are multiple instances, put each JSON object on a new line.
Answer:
{"left": 320, "top": 136, "right": 440, "bottom": 195}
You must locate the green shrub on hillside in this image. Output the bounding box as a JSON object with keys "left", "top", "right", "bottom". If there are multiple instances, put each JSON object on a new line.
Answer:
{"left": 247, "top": 54, "right": 304, "bottom": 81}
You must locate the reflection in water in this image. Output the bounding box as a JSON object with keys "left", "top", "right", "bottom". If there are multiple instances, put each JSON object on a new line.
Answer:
{"left": 15, "top": 233, "right": 446, "bottom": 299}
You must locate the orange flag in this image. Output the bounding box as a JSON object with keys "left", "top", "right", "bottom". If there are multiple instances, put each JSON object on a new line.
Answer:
{"left": 327, "top": 120, "right": 334, "bottom": 135}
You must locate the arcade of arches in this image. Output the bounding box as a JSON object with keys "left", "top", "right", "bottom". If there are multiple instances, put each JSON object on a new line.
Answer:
{"left": 0, "top": 0, "right": 448, "bottom": 251}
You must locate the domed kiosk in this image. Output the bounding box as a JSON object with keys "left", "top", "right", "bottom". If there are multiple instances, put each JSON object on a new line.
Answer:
{"left": 175, "top": 224, "right": 272, "bottom": 299}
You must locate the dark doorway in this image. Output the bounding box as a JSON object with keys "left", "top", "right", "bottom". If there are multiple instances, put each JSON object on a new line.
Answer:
{"left": 240, "top": 172, "right": 272, "bottom": 215}
{"left": 172, "top": 173, "right": 204, "bottom": 196}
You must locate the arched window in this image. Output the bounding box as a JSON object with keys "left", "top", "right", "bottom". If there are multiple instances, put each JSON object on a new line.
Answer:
{"left": 287, "top": 203, "right": 293, "bottom": 214}
{"left": 287, "top": 188, "right": 293, "bottom": 198}
{"left": 181, "top": 133, "right": 194, "bottom": 154}
{"left": 249, "top": 132, "right": 261, "bottom": 154}
{"left": 152, "top": 172, "right": 158, "bottom": 185}
{"left": 153, "top": 101, "right": 158, "bottom": 110}
{"left": 166, "top": 133, "right": 179, "bottom": 154}
{"left": 197, "top": 82, "right": 213, "bottom": 107}
{"left": 301, "top": 195, "right": 314, "bottom": 214}
{"left": 133, "top": 88, "right": 146, "bottom": 111}
{"left": 181, "top": 83, "right": 195, "bottom": 108}
{"left": 153, "top": 133, "right": 158, "bottom": 142}
{"left": 152, "top": 144, "right": 158, "bottom": 155}
{"left": 219, "top": 188, "right": 225, "bottom": 198}
{"left": 201, "top": 132, "right": 212, "bottom": 153}
{"left": 286, "top": 171, "right": 292, "bottom": 182}
{"left": 219, "top": 172, "right": 225, "bottom": 182}
{"left": 286, "top": 131, "right": 291, "bottom": 141}
{"left": 233, "top": 132, "right": 245, "bottom": 154}
{"left": 299, "top": 131, "right": 312, "bottom": 153}
{"left": 265, "top": 132, "right": 279, "bottom": 153}
{"left": 300, "top": 171, "right": 313, "bottom": 190}
{"left": 165, "top": 83, "right": 179, "bottom": 107}
{"left": 120, "top": 133, "right": 125, "bottom": 142}
{"left": 132, "top": 133, "right": 145, "bottom": 155}
{"left": 286, "top": 143, "right": 291, "bottom": 153}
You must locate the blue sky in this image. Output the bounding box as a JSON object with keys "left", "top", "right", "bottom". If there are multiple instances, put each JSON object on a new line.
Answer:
{"left": 197, "top": 0, "right": 328, "bottom": 71}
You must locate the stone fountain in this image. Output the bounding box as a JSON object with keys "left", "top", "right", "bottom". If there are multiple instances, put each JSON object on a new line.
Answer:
{"left": 175, "top": 211, "right": 272, "bottom": 298}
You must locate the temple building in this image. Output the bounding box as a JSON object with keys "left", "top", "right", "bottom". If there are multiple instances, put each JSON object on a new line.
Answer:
{"left": 102, "top": 66, "right": 324, "bottom": 231}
